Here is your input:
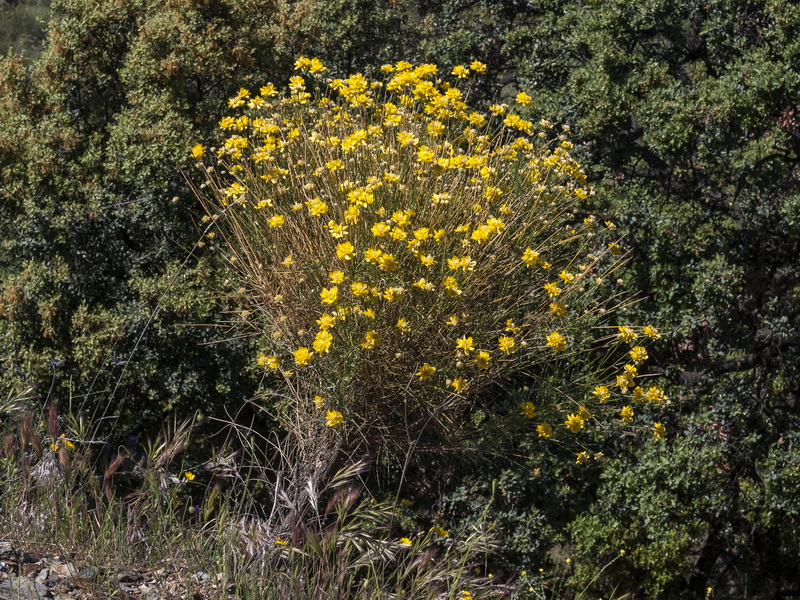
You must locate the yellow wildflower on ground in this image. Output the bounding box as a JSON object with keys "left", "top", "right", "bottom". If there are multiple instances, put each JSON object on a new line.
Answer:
{"left": 565, "top": 414, "right": 585, "bottom": 433}
{"left": 326, "top": 410, "right": 344, "bottom": 427}
{"left": 293, "top": 347, "right": 313, "bottom": 366}
{"left": 546, "top": 331, "right": 567, "bottom": 351}
{"left": 416, "top": 363, "right": 437, "bottom": 380}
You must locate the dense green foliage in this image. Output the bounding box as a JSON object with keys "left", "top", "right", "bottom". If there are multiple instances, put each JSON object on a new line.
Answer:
{"left": 412, "top": 1, "right": 800, "bottom": 597}
{"left": 1, "top": 0, "right": 799, "bottom": 597}
{"left": 0, "top": 0, "right": 404, "bottom": 435}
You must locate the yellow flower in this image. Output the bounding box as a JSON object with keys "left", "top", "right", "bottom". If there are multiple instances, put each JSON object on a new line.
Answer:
{"left": 565, "top": 414, "right": 585, "bottom": 433}
{"left": 377, "top": 253, "right": 397, "bottom": 272}
{"left": 336, "top": 241, "right": 355, "bottom": 261}
{"left": 316, "top": 313, "right": 336, "bottom": 330}
{"left": 550, "top": 301, "right": 567, "bottom": 317}
{"left": 427, "top": 120, "right": 445, "bottom": 136}
{"left": 536, "top": 423, "right": 553, "bottom": 438}
{"left": 268, "top": 214, "right": 285, "bottom": 228}
{"left": 544, "top": 282, "right": 562, "bottom": 297}
{"left": 643, "top": 325, "right": 661, "bottom": 340}
{"left": 371, "top": 222, "right": 391, "bottom": 237}
{"left": 470, "top": 225, "right": 490, "bottom": 243}
{"left": 313, "top": 330, "right": 333, "bottom": 353}
{"left": 619, "top": 406, "right": 634, "bottom": 423}
{"left": 413, "top": 278, "right": 434, "bottom": 291}
{"left": 558, "top": 270, "right": 575, "bottom": 284}
{"left": 361, "top": 330, "right": 381, "bottom": 349}
{"left": 314, "top": 395, "right": 325, "bottom": 409}
{"left": 520, "top": 402, "right": 536, "bottom": 418}
{"left": 474, "top": 350, "right": 492, "bottom": 369}
{"left": 281, "top": 255, "right": 293, "bottom": 268}
{"left": 443, "top": 276, "right": 461, "bottom": 296}
{"left": 293, "top": 347, "right": 313, "bottom": 366}
{"left": 576, "top": 451, "right": 590, "bottom": 465}
{"left": 521, "top": 248, "right": 541, "bottom": 267}
{"left": 417, "top": 146, "right": 435, "bottom": 162}
{"left": 328, "top": 270, "right": 345, "bottom": 284}
{"left": 546, "top": 331, "right": 567, "bottom": 351}
{"left": 592, "top": 385, "right": 611, "bottom": 402}
{"left": 383, "top": 286, "right": 405, "bottom": 301}
{"left": 326, "top": 410, "right": 344, "bottom": 427}
{"left": 398, "top": 537, "right": 413, "bottom": 547}
{"left": 416, "top": 363, "right": 437, "bottom": 380}
{"left": 629, "top": 346, "right": 648, "bottom": 364}
{"left": 515, "top": 91, "right": 532, "bottom": 106}
{"left": 456, "top": 336, "right": 475, "bottom": 354}
{"left": 653, "top": 422, "right": 666, "bottom": 440}
{"left": 430, "top": 526, "right": 449, "bottom": 537}
{"left": 505, "top": 318, "right": 520, "bottom": 333}
{"left": 184, "top": 471, "right": 196, "bottom": 481}
{"left": 305, "top": 197, "right": 329, "bottom": 216}
{"left": 257, "top": 354, "right": 280, "bottom": 370}
{"left": 190, "top": 144, "right": 206, "bottom": 159}
{"left": 396, "top": 318, "right": 411, "bottom": 333}
{"left": 450, "top": 377, "right": 467, "bottom": 393}
{"left": 451, "top": 65, "right": 469, "bottom": 78}
{"left": 327, "top": 220, "right": 349, "bottom": 237}
{"left": 364, "top": 247, "right": 383, "bottom": 263}
{"left": 320, "top": 286, "right": 339, "bottom": 305}
{"left": 469, "top": 60, "right": 487, "bottom": 73}
{"left": 275, "top": 537, "right": 289, "bottom": 546}
{"left": 646, "top": 386, "right": 667, "bottom": 405}
{"left": 618, "top": 326, "right": 637, "bottom": 344}
{"left": 498, "top": 336, "right": 515, "bottom": 354}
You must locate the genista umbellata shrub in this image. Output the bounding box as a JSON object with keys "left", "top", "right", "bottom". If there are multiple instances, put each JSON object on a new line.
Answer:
{"left": 193, "top": 59, "right": 666, "bottom": 508}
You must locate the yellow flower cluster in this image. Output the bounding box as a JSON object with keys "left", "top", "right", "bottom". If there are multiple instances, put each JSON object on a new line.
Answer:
{"left": 196, "top": 57, "right": 659, "bottom": 445}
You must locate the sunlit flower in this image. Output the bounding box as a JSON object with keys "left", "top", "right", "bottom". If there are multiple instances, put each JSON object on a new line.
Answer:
{"left": 617, "top": 326, "right": 637, "bottom": 344}
{"left": 361, "top": 330, "right": 381, "bottom": 349}
{"left": 320, "top": 286, "right": 339, "bottom": 305}
{"left": 515, "top": 91, "right": 532, "bottom": 106}
{"left": 326, "top": 410, "right": 344, "bottom": 427}
{"left": 498, "top": 336, "right": 515, "bottom": 354}
{"left": 475, "top": 350, "right": 492, "bottom": 369}
{"left": 643, "top": 325, "right": 661, "bottom": 340}
{"left": 313, "top": 330, "right": 333, "bottom": 353}
{"left": 456, "top": 336, "right": 475, "bottom": 354}
{"left": 629, "top": 346, "right": 648, "bottom": 364}
{"left": 416, "top": 363, "right": 437, "bottom": 380}
{"left": 293, "top": 347, "right": 313, "bottom": 366}
{"left": 520, "top": 402, "right": 536, "bottom": 418}
{"left": 592, "top": 385, "right": 611, "bottom": 402}
{"left": 546, "top": 331, "right": 567, "bottom": 351}
{"left": 565, "top": 414, "right": 585, "bottom": 433}
{"left": 336, "top": 241, "right": 355, "bottom": 261}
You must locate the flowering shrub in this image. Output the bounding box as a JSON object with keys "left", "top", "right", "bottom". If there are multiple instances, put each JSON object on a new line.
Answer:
{"left": 193, "top": 58, "right": 666, "bottom": 479}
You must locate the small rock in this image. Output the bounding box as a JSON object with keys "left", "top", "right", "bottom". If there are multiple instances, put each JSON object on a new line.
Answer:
{"left": 0, "top": 575, "right": 51, "bottom": 600}
{"left": 46, "top": 563, "right": 76, "bottom": 580}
